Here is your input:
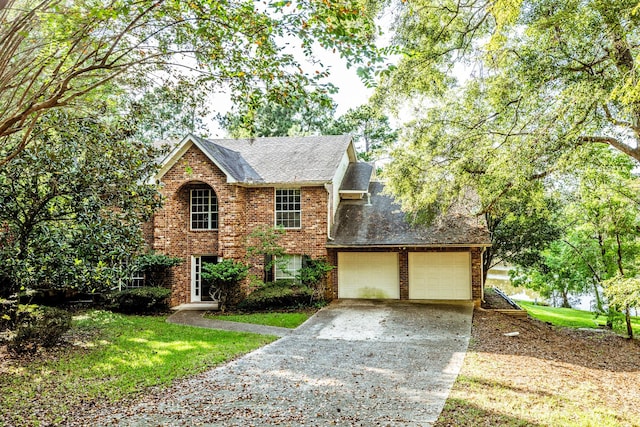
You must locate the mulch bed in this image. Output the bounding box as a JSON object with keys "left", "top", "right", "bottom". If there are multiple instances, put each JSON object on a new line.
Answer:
{"left": 436, "top": 299, "right": 640, "bottom": 426}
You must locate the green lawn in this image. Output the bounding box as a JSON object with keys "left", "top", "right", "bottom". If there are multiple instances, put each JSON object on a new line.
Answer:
{"left": 517, "top": 300, "right": 640, "bottom": 336}
{"left": 204, "top": 311, "right": 312, "bottom": 329}
{"left": 1, "top": 310, "right": 276, "bottom": 426}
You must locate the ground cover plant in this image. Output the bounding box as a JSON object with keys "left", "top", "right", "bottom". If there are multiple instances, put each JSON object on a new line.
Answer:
{"left": 517, "top": 300, "right": 640, "bottom": 337}
{"left": 0, "top": 310, "right": 276, "bottom": 426}
{"left": 205, "top": 311, "right": 312, "bottom": 329}
{"left": 436, "top": 310, "right": 640, "bottom": 426}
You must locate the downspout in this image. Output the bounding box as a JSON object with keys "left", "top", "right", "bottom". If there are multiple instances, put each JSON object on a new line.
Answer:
{"left": 324, "top": 182, "right": 334, "bottom": 240}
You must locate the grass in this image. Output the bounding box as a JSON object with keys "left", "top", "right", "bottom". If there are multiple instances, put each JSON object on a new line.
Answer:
{"left": 204, "top": 311, "right": 312, "bottom": 329}
{"left": 517, "top": 300, "right": 640, "bottom": 336}
{"left": 0, "top": 310, "right": 276, "bottom": 426}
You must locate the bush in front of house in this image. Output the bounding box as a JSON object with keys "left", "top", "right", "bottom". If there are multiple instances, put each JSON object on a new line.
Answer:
{"left": 201, "top": 259, "right": 248, "bottom": 312}
{"left": 237, "top": 280, "right": 314, "bottom": 311}
{"left": 132, "top": 253, "right": 183, "bottom": 287}
{"left": 5, "top": 304, "right": 72, "bottom": 353}
{"left": 297, "top": 256, "right": 334, "bottom": 301}
{"left": 107, "top": 286, "right": 171, "bottom": 314}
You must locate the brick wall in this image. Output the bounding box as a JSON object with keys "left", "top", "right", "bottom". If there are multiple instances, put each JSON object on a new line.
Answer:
{"left": 153, "top": 144, "right": 330, "bottom": 306}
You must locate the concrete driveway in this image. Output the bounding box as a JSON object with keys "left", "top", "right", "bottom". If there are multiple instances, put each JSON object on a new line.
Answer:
{"left": 98, "top": 300, "right": 473, "bottom": 426}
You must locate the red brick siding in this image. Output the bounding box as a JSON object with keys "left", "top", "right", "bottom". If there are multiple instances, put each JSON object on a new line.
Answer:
{"left": 153, "top": 144, "right": 330, "bottom": 306}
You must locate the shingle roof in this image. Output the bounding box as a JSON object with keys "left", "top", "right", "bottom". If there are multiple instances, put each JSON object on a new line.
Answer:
{"left": 328, "top": 182, "right": 491, "bottom": 247}
{"left": 195, "top": 134, "right": 353, "bottom": 184}
{"left": 191, "top": 136, "right": 262, "bottom": 183}
{"left": 339, "top": 163, "right": 374, "bottom": 192}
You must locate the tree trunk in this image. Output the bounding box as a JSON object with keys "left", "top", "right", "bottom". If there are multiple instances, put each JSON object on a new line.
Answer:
{"left": 625, "top": 306, "right": 633, "bottom": 339}
{"left": 482, "top": 246, "right": 494, "bottom": 284}
{"left": 592, "top": 281, "right": 604, "bottom": 313}
{"left": 561, "top": 287, "right": 571, "bottom": 308}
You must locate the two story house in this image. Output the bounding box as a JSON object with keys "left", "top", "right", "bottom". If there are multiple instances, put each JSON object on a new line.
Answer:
{"left": 150, "top": 134, "right": 491, "bottom": 308}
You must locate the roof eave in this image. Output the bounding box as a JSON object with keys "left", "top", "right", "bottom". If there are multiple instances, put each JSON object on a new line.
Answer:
{"left": 155, "top": 134, "right": 241, "bottom": 183}
{"left": 325, "top": 243, "right": 492, "bottom": 248}
{"left": 233, "top": 180, "right": 331, "bottom": 187}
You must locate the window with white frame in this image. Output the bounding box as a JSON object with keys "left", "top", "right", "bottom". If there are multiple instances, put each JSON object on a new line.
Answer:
{"left": 191, "top": 188, "right": 218, "bottom": 230}
{"left": 130, "top": 271, "right": 145, "bottom": 288}
{"left": 275, "top": 255, "right": 302, "bottom": 280}
{"left": 275, "top": 188, "right": 301, "bottom": 228}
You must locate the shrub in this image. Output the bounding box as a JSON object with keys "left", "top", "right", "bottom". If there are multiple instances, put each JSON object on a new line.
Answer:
{"left": 297, "top": 256, "right": 333, "bottom": 301}
{"left": 7, "top": 305, "right": 72, "bottom": 353}
{"left": 201, "top": 259, "right": 248, "bottom": 312}
{"left": 132, "top": 253, "right": 182, "bottom": 287}
{"left": 238, "top": 280, "right": 314, "bottom": 311}
{"left": 107, "top": 287, "right": 171, "bottom": 314}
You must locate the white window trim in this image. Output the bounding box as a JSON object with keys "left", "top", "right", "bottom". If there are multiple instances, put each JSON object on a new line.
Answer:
{"left": 191, "top": 255, "right": 218, "bottom": 302}
{"left": 190, "top": 188, "right": 218, "bottom": 231}
{"left": 130, "top": 271, "right": 145, "bottom": 288}
{"left": 274, "top": 254, "right": 302, "bottom": 281}
{"left": 274, "top": 188, "right": 301, "bottom": 229}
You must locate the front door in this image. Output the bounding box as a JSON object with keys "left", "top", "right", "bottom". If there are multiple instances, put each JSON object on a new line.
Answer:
{"left": 191, "top": 255, "right": 218, "bottom": 302}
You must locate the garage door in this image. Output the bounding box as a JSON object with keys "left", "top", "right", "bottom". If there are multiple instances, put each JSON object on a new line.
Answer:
{"left": 338, "top": 252, "right": 399, "bottom": 299}
{"left": 409, "top": 252, "right": 471, "bottom": 299}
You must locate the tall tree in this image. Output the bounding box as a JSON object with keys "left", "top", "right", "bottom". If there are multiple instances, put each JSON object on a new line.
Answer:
{"left": 220, "top": 91, "right": 397, "bottom": 162}
{"left": 375, "top": 0, "right": 640, "bottom": 210}
{"left": 0, "top": 0, "right": 385, "bottom": 166}
{"left": 512, "top": 146, "right": 640, "bottom": 327}
{"left": 0, "top": 109, "right": 161, "bottom": 296}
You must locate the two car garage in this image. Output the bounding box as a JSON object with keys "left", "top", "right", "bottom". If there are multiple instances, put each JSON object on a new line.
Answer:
{"left": 337, "top": 251, "right": 473, "bottom": 301}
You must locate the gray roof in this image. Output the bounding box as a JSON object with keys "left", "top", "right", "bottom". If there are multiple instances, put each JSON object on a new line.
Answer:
{"left": 194, "top": 134, "right": 353, "bottom": 184}
{"left": 192, "top": 136, "right": 262, "bottom": 182}
{"left": 328, "top": 182, "right": 491, "bottom": 247}
{"left": 339, "top": 163, "right": 374, "bottom": 192}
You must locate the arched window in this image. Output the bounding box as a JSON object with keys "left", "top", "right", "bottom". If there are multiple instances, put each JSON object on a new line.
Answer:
{"left": 190, "top": 188, "right": 218, "bottom": 230}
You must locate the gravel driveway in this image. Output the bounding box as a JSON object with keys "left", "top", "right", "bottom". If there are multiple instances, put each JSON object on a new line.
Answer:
{"left": 90, "top": 300, "right": 473, "bottom": 426}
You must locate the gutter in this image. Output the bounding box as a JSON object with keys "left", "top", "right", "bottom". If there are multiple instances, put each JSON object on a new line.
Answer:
{"left": 324, "top": 243, "right": 492, "bottom": 249}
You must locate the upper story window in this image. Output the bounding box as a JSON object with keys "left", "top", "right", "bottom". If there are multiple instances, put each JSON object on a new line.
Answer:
{"left": 275, "top": 188, "right": 301, "bottom": 228}
{"left": 191, "top": 188, "right": 218, "bottom": 230}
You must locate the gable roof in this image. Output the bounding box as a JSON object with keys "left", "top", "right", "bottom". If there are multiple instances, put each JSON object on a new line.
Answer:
{"left": 157, "top": 134, "right": 354, "bottom": 185}
{"left": 339, "top": 163, "right": 374, "bottom": 193}
{"left": 328, "top": 182, "right": 491, "bottom": 247}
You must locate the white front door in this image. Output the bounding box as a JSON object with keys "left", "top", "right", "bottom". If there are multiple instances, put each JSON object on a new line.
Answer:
{"left": 191, "top": 255, "right": 218, "bottom": 302}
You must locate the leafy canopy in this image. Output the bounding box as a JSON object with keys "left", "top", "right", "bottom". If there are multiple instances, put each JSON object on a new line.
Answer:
{"left": 0, "top": 0, "right": 387, "bottom": 166}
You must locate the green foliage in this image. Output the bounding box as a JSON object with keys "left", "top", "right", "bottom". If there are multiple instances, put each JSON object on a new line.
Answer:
{"left": 297, "top": 257, "right": 334, "bottom": 286}
{"left": 238, "top": 280, "right": 314, "bottom": 311}
{"left": 603, "top": 275, "right": 640, "bottom": 312}
{"left": 0, "top": 0, "right": 386, "bottom": 166}
{"left": 201, "top": 259, "right": 249, "bottom": 311}
{"left": 245, "top": 225, "right": 286, "bottom": 261}
{"left": 132, "top": 253, "right": 182, "bottom": 288}
{"left": 0, "top": 310, "right": 275, "bottom": 426}
{"left": 381, "top": 0, "right": 640, "bottom": 162}
{"left": 510, "top": 147, "right": 640, "bottom": 311}
{"left": 220, "top": 99, "right": 397, "bottom": 163}
{"left": 0, "top": 110, "right": 162, "bottom": 297}
{"left": 106, "top": 287, "right": 171, "bottom": 314}
{"left": 5, "top": 305, "right": 72, "bottom": 353}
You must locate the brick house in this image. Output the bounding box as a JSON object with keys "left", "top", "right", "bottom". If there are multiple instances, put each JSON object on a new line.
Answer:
{"left": 149, "top": 134, "right": 491, "bottom": 308}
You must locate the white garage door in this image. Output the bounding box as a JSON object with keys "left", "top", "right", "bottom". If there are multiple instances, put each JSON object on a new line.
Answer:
{"left": 338, "top": 252, "right": 399, "bottom": 299}
{"left": 409, "top": 252, "right": 471, "bottom": 300}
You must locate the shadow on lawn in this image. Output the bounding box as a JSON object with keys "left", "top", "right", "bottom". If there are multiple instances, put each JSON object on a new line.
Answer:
{"left": 435, "top": 397, "right": 543, "bottom": 427}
